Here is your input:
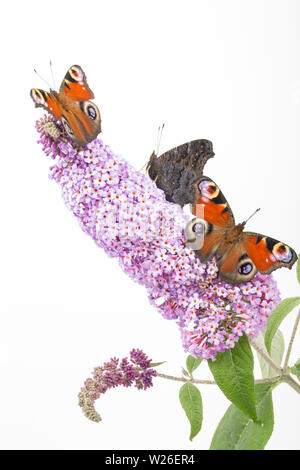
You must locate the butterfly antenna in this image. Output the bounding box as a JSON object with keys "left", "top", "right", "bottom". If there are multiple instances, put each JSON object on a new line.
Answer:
{"left": 156, "top": 123, "right": 165, "bottom": 156}
{"left": 155, "top": 125, "right": 160, "bottom": 156}
{"left": 140, "top": 161, "right": 148, "bottom": 172}
{"left": 33, "top": 68, "right": 52, "bottom": 89}
{"left": 243, "top": 208, "right": 261, "bottom": 226}
{"left": 141, "top": 124, "right": 165, "bottom": 173}
{"left": 50, "top": 60, "right": 56, "bottom": 90}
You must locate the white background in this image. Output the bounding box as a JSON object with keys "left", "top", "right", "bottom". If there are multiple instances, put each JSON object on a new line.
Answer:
{"left": 1, "top": 0, "right": 299, "bottom": 450}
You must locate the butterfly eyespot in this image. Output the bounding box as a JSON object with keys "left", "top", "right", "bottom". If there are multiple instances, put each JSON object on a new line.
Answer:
{"left": 31, "top": 89, "right": 45, "bottom": 105}
{"left": 80, "top": 101, "right": 100, "bottom": 122}
{"left": 192, "top": 221, "right": 205, "bottom": 237}
{"left": 198, "top": 180, "right": 219, "bottom": 199}
{"left": 184, "top": 217, "right": 209, "bottom": 251}
{"left": 61, "top": 116, "right": 74, "bottom": 136}
{"left": 273, "top": 242, "right": 293, "bottom": 263}
{"left": 238, "top": 262, "right": 253, "bottom": 275}
{"left": 87, "top": 105, "right": 97, "bottom": 120}
{"left": 70, "top": 66, "right": 84, "bottom": 82}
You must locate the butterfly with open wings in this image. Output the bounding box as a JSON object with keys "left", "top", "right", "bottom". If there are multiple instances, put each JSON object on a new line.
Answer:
{"left": 30, "top": 65, "right": 101, "bottom": 146}
{"left": 185, "top": 176, "right": 297, "bottom": 285}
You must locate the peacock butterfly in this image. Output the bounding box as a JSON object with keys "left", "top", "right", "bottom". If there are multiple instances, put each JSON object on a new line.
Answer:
{"left": 185, "top": 176, "right": 298, "bottom": 285}
{"left": 31, "top": 65, "right": 101, "bottom": 146}
{"left": 146, "top": 139, "right": 214, "bottom": 206}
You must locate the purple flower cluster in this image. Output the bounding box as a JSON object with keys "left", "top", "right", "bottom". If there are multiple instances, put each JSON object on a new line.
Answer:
{"left": 36, "top": 116, "right": 281, "bottom": 360}
{"left": 78, "top": 349, "right": 156, "bottom": 422}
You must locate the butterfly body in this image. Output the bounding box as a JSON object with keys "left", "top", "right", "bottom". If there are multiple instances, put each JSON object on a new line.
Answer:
{"left": 221, "top": 223, "right": 244, "bottom": 244}
{"left": 31, "top": 65, "right": 101, "bottom": 146}
{"left": 147, "top": 139, "right": 214, "bottom": 206}
{"left": 185, "top": 176, "right": 297, "bottom": 284}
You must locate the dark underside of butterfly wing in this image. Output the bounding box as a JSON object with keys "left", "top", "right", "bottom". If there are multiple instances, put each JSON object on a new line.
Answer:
{"left": 147, "top": 139, "right": 214, "bottom": 206}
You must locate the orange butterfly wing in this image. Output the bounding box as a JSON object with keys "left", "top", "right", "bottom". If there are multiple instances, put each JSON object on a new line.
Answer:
{"left": 31, "top": 65, "right": 102, "bottom": 146}
{"left": 60, "top": 99, "right": 101, "bottom": 145}
{"left": 30, "top": 89, "right": 62, "bottom": 119}
{"left": 186, "top": 176, "right": 234, "bottom": 263}
{"left": 217, "top": 244, "right": 258, "bottom": 284}
{"left": 186, "top": 176, "right": 298, "bottom": 284}
{"left": 241, "top": 233, "right": 297, "bottom": 274}
{"left": 216, "top": 233, "right": 297, "bottom": 284}
{"left": 185, "top": 220, "right": 224, "bottom": 263}
{"left": 59, "top": 65, "right": 94, "bottom": 101}
{"left": 192, "top": 176, "right": 234, "bottom": 228}
{"left": 61, "top": 109, "right": 90, "bottom": 143}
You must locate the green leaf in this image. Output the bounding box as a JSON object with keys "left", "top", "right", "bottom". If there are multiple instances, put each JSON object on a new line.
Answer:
{"left": 179, "top": 382, "right": 203, "bottom": 441}
{"left": 208, "top": 334, "right": 257, "bottom": 420}
{"left": 256, "top": 330, "right": 284, "bottom": 378}
{"left": 265, "top": 297, "right": 300, "bottom": 354}
{"left": 186, "top": 355, "right": 203, "bottom": 375}
{"left": 290, "top": 358, "right": 300, "bottom": 381}
{"left": 296, "top": 255, "right": 300, "bottom": 284}
{"left": 210, "top": 382, "right": 274, "bottom": 450}
{"left": 149, "top": 361, "right": 166, "bottom": 368}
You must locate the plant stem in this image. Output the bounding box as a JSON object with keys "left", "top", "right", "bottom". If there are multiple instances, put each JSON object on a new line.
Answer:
{"left": 156, "top": 372, "right": 280, "bottom": 385}
{"left": 283, "top": 308, "right": 300, "bottom": 372}
{"left": 251, "top": 338, "right": 300, "bottom": 394}
{"left": 156, "top": 372, "right": 215, "bottom": 384}
{"left": 282, "top": 374, "right": 300, "bottom": 393}
{"left": 251, "top": 340, "right": 283, "bottom": 374}
{"left": 156, "top": 327, "right": 300, "bottom": 392}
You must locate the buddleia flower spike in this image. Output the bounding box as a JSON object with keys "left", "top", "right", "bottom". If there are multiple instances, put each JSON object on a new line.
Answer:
{"left": 35, "top": 115, "right": 281, "bottom": 361}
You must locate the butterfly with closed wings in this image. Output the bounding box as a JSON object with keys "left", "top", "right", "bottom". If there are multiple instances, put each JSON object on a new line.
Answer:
{"left": 185, "top": 176, "right": 298, "bottom": 285}
{"left": 31, "top": 65, "right": 101, "bottom": 146}
{"left": 146, "top": 138, "right": 215, "bottom": 206}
